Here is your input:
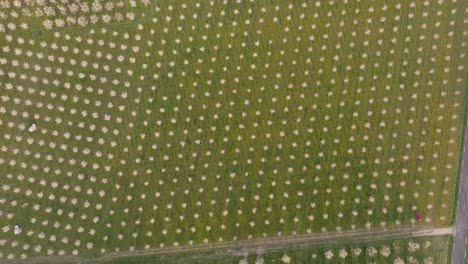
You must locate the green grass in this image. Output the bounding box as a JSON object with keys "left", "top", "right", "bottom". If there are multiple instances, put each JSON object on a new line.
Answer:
{"left": 85, "top": 235, "right": 452, "bottom": 264}
{"left": 451, "top": 76, "right": 468, "bottom": 225}
{"left": 0, "top": 0, "right": 466, "bottom": 260}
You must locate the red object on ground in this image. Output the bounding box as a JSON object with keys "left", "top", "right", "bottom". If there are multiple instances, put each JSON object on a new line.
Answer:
{"left": 415, "top": 211, "right": 422, "bottom": 221}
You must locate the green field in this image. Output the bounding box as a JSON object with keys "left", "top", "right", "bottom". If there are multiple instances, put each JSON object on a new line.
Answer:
{"left": 0, "top": 0, "right": 467, "bottom": 261}
{"left": 88, "top": 235, "right": 452, "bottom": 264}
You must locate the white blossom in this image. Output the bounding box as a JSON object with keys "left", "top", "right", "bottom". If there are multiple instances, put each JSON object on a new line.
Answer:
{"left": 281, "top": 254, "right": 291, "bottom": 263}
{"left": 338, "top": 248, "right": 348, "bottom": 258}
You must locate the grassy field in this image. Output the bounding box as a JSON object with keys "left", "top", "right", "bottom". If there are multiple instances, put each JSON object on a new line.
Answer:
{"left": 86, "top": 235, "right": 452, "bottom": 264}
{"left": 0, "top": 0, "right": 467, "bottom": 261}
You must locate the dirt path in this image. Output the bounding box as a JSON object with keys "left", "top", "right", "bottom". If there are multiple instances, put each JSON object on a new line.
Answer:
{"left": 7, "top": 226, "right": 452, "bottom": 264}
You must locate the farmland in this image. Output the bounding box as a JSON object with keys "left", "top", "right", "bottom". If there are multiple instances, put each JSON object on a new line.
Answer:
{"left": 90, "top": 235, "right": 452, "bottom": 263}
{"left": 0, "top": 0, "right": 467, "bottom": 261}
{"left": 233, "top": 235, "right": 453, "bottom": 264}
